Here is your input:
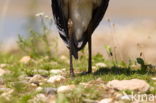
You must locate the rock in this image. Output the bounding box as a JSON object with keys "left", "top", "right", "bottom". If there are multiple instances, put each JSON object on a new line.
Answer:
{"left": 29, "top": 74, "right": 46, "bottom": 83}
{"left": 107, "top": 79, "right": 150, "bottom": 92}
{"left": 0, "top": 68, "right": 9, "bottom": 76}
{"left": 47, "top": 75, "right": 65, "bottom": 84}
{"left": 0, "top": 64, "right": 8, "bottom": 68}
{"left": 57, "top": 85, "right": 76, "bottom": 93}
{"left": 36, "top": 87, "right": 43, "bottom": 92}
{"left": 151, "top": 77, "right": 156, "bottom": 81}
{"left": 96, "top": 63, "right": 107, "bottom": 68}
{"left": 20, "top": 56, "right": 32, "bottom": 64}
{"left": 0, "top": 88, "right": 14, "bottom": 100}
{"left": 43, "top": 88, "right": 57, "bottom": 95}
{"left": 50, "top": 69, "right": 65, "bottom": 75}
{"left": 98, "top": 98, "right": 113, "bottom": 103}
{"left": 33, "top": 93, "right": 56, "bottom": 103}
{"left": 31, "top": 83, "right": 39, "bottom": 88}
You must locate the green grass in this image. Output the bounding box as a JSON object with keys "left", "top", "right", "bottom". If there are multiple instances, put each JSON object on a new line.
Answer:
{"left": 0, "top": 52, "right": 156, "bottom": 103}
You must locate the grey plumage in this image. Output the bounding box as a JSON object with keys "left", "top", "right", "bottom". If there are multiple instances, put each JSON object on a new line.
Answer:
{"left": 51, "top": 0, "right": 109, "bottom": 58}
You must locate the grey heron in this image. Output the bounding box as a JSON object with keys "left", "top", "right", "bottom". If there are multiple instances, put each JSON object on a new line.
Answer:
{"left": 51, "top": 0, "right": 110, "bottom": 76}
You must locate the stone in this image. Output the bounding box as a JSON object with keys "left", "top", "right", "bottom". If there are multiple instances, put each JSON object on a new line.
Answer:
{"left": 96, "top": 63, "right": 107, "bottom": 68}
{"left": 0, "top": 68, "right": 9, "bottom": 76}
{"left": 36, "top": 87, "right": 43, "bottom": 92}
{"left": 0, "top": 88, "right": 14, "bottom": 100}
{"left": 33, "top": 93, "right": 56, "bottom": 103}
{"left": 20, "top": 56, "right": 32, "bottom": 64}
{"left": 0, "top": 64, "right": 8, "bottom": 68}
{"left": 29, "top": 74, "right": 46, "bottom": 83}
{"left": 107, "top": 79, "right": 150, "bottom": 92}
{"left": 43, "top": 88, "right": 57, "bottom": 95}
{"left": 57, "top": 85, "right": 76, "bottom": 93}
{"left": 98, "top": 98, "right": 113, "bottom": 103}
{"left": 47, "top": 75, "right": 65, "bottom": 84}
{"left": 50, "top": 69, "right": 65, "bottom": 75}
{"left": 151, "top": 77, "right": 156, "bottom": 81}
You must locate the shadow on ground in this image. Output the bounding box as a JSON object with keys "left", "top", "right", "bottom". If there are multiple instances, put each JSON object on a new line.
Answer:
{"left": 93, "top": 66, "right": 156, "bottom": 76}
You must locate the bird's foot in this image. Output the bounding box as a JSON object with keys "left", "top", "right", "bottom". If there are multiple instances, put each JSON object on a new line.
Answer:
{"left": 80, "top": 71, "right": 92, "bottom": 75}
{"left": 70, "top": 72, "right": 75, "bottom": 78}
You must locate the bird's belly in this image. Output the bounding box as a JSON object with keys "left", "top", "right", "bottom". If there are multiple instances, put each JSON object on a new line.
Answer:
{"left": 70, "top": 0, "right": 93, "bottom": 41}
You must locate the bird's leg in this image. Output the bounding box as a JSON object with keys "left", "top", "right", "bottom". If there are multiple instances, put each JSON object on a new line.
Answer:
{"left": 68, "top": 19, "right": 75, "bottom": 77}
{"left": 88, "top": 36, "right": 92, "bottom": 73}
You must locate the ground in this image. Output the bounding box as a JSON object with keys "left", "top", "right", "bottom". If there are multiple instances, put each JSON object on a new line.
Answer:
{"left": 0, "top": 53, "right": 156, "bottom": 103}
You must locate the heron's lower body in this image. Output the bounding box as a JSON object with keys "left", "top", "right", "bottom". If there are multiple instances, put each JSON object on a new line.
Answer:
{"left": 68, "top": 19, "right": 92, "bottom": 77}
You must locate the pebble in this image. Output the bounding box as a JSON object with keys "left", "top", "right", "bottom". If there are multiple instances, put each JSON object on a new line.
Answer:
{"left": 151, "top": 77, "right": 156, "bottom": 81}
{"left": 29, "top": 74, "right": 46, "bottom": 83}
{"left": 36, "top": 87, "right": 43, "bottom": 92}
{"left": 33, "top": 93, "right": 56, "bottom": 103}
{"left": 107, "top": 79, "right": 150, "bottom": 92}
{"left": 20, "top": 56, "right": 32, "bottom": 64}
{"left": 96, "top": 63, "right": 107, "bottom": 68}
{"left": 50, "top": 69, "right": 65, "bottom": 75}
{"left": 98, "top": 98, "right": 113, "bottom": 103}
{"left": 0, "top": 64, "right": 8, "bottom": 68}
{"left": 0, "top": 68, "right": 9, "bottom": 76}
{"left": 43, "top": 88, "right": 57, "bottom": 95}
{"left": 57, "top": 85, "right": 76, "bottom": 93}
{"left": 47, "top": 75, "right": 65, "bottom": 84}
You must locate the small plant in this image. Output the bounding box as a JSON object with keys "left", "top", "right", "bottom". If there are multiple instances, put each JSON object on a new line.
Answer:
{"left": 17, "top": 13, "right": 57, "bottom": 58}
{"left": 136, "top": 57, "right": 154, "bottom": 72}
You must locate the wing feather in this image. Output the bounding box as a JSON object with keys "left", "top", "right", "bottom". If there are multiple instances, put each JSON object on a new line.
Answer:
{"left": 51, "top": 0, "right": 69, "bottom": 45}
{"left": 77, "top": 0, "right": 110, "bottom": 50}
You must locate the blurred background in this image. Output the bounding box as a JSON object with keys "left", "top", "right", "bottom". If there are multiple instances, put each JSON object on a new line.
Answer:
{"left": 0, "top": 0, "right": 156, "bottom": 63}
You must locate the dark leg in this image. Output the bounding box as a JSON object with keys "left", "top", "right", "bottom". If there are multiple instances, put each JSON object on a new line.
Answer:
{"left": 88, "top": 36, "right": 92, "bottom": 73}
{"left": 68, "top": 19, "right": 75, "bottom": 77}
{"left": 69, "top": 40, "right": 75, "bottom": 77}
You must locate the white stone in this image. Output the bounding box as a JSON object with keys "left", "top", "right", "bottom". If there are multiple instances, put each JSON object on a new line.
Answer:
{"left": 98, "top": 98, "right": 113, "bottom": 103}
{"left": 0, "top": 64, "right": 8, "bottom": 68}
{"left": 47, "top": 75, "right": 65, "bottom": 83}
{"left": 57, "top": 85, "right": 76, "bottom": 93}
{"left": 151, "top": 77, "right": 156, "bottom": 81}
{"left": 36, "top": 87, "right": 43, "bottom": 92}
{"left": 96, "top": 63, "right": 107, "bottom": 68}
{"left": 50, "top": 69, "right": 64, "bottom": 75}
{"left": 0, "top": 88, "right": 14, "bottom": 100}
{"left": 29, "top": 74, "right": 46, "bottom": 83}
{"left": 107, "top": 79, "right": 150, "bottom": 92}
{"left": 34, "top": 94, "right": 47, "bottom": 102}
{"left": 20, "top": 56, "right": 32, "bottom": 64}
{"left": 0, "top": 68, "right": 9, "bottom": 76}
{"left": 33, "top": 93, "right": 56, "bottom": 103}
